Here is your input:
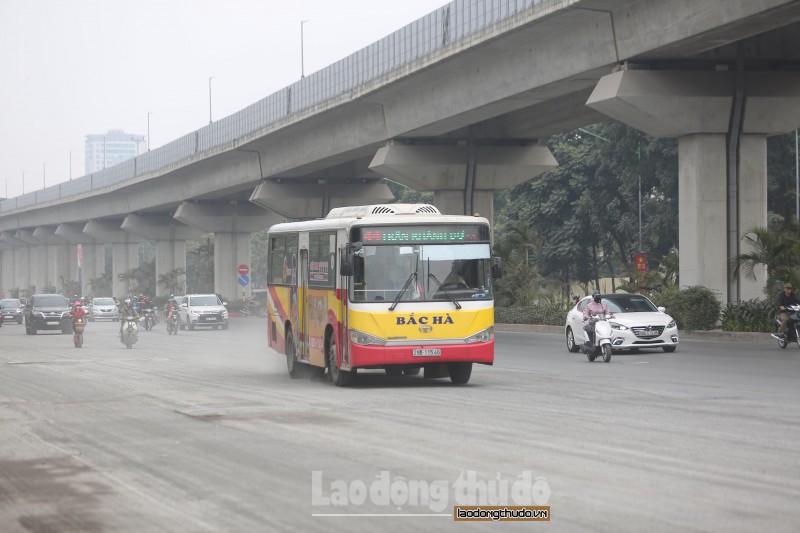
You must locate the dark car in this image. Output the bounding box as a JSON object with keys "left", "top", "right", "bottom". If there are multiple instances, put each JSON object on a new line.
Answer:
{"left": 0, "top": 298, "right": 25, "bottom": 324}
{"left": 24, "top": 294, "right": 72, "bottom": 335}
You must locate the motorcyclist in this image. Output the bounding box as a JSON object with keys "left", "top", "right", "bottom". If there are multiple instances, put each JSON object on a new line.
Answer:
{"left": 70, "top": 300, "right": 88, "bottom": 321}
{"left": 582, "top": 290, "right": 615, "bottom": 347}
{"left": 776, "top": 282, "right": 800, "bottom": 339}
{"left": 119, "top": 298, "right": 140, "bottom": 342}
{"left": 166, "top": 297, "right": 179, "bottom": 322}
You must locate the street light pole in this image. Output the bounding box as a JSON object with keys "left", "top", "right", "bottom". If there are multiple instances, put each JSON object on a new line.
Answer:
{"left": 208, "top": 77, "right": 214, "bottom": 124}
{"left": 69, "top": 151, "right": 73, "bottom": 180}
{"left": 147, "top": 112, "right": 153, "bottom": 151}
{"left": 301, "top": 20, "right": 309, "bottom": 78}
{"left": 43, "top": 162, "right": 46, "bottom": 189}
{"left": 795, "top": 128, "right": 799, "bottom": 220}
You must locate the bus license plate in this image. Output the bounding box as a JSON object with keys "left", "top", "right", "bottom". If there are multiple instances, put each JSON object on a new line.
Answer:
{"left": 413, "top": 349, "right": 441, "bottom": 357}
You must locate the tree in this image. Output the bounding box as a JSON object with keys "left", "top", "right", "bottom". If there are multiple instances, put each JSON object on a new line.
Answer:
{"left": 187, "top": 237, "right": 214, "bottom": 293}
{"left": 157, "top": 267, "right": 186, "bottom": 295}
{"left": 730, "top": 226, "right": 800, "bottom": 296}
{"left": 117, "top": 259, "right": 156, "bottom": 296}
{"left": 89, "top": 271, "right": 112, "bottom": 296}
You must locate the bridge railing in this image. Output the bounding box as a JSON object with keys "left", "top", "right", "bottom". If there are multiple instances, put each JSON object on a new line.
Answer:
{"left": 0, "top": 0, "right": 544, "bottom": 214}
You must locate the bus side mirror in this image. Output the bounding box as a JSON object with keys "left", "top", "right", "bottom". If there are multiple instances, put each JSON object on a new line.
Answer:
{"left": 340, "top": 254, "right": 354, "bottom": 277}
{"left": 491, "top": 256, "right": 503, "bottom": 279}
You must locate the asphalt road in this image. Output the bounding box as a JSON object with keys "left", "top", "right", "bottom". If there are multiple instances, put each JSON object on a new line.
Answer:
{"left": 1, "top": 319, "right": 799, "bottom": 532}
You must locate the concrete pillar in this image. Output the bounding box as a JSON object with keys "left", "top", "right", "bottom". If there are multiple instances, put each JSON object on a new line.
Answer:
{"left": 83, "top": 220, "right": 141, "bottom": 298}
{"left": 15, "top": 230, "right": 48, "bottom": 292}
{"left": 369, "top": 143, "right": 557, "bottom": 220}
{"left": 174, "top": 202, "right": 282, "bottom": 299}
{"left": 587, "top": 69, "right": 800, "bottom": 303}
{"left": 32, "top": 226, "right": 73, "bottom": 293}
{"left": 0, "top": 248, "right": 11, "bottom": 294}
{"left": 121, "top": 214, "right": 203, "bottom": 296}
{"left": 55, "top": 223, "right": 107, "bottom": 297}
{"left": 249, "top": 180, "right": 394, "bottom": 219}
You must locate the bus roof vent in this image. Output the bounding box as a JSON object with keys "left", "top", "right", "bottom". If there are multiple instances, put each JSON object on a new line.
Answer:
{"left": 326, "top": 204, "right": 441, "bottom": 219}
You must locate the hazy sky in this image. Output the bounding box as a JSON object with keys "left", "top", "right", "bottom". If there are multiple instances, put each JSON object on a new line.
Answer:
{"left": 0, "top": 0, "right": 448, "bottom": 199}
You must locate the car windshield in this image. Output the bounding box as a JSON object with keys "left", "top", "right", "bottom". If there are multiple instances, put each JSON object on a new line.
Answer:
{"left": 1, "top": 300, "right": 20, "bottom": 309}
{"left": 93, "top": 298, "right": 115, "bottom": 306}
{"left": 190, "top": 296, "right": 220, "bottom": 306}
{"left": 603, "top": 295, "right": 659, "bottom": 313}
{"left": 35, "top": 296, "right": 68, "bottom": 307}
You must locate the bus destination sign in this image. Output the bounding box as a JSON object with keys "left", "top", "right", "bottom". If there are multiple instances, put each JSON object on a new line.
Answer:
{"left": 355, "top": 224, "right": 488, "bottom": 244}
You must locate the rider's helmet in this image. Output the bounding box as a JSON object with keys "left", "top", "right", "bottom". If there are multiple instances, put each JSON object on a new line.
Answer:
{"left": 592, "top": 289, "right": 602, "bottom": 302}
{"left": 73, "top": 300, "right": 82, "bottom": 308}
{"left": 124, "top": 298, "right": 132, "bottom": 307}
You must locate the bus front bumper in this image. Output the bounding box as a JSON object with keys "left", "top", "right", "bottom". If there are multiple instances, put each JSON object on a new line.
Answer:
{"left": 348, "top": 340, "right": 493, "bottom": 368}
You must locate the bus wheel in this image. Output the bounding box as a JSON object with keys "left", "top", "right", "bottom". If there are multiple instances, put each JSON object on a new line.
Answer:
{"left": 327, "top": 334, "right": 355, "bottom": 387}
{"left": 286, "top": 331, "right": 304, "bottom": 379}
{"left": 448, "top": 363, "right": 472, "bottom": 384}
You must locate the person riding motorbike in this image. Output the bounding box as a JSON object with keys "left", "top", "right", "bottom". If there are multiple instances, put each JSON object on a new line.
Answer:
{"left": 582, "top": 290, "right": 615, "bottom": 347}
{"left": 119, "top": 298, "right": 140, "bottom": 342}
{"left": 70, "top": 300, "right": 88, "bottom": 320}
{"left": 776, "top": 282, "right": 800, "bottom": 339}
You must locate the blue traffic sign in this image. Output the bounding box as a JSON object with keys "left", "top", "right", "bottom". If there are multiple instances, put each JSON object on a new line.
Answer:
{"left": 238, "top": 274, "right": 250, "bottom": 286}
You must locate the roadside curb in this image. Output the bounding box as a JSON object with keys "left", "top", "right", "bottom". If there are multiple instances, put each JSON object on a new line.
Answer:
{"left": 494, "top": 323, "right": 768, "bottom": 342}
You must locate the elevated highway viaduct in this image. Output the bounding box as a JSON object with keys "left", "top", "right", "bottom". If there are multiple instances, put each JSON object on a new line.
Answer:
{"left": 1, "top": 0, "right": 799, "bottom": 301}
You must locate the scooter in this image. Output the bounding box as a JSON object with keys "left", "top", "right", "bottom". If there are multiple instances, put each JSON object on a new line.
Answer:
{"left": 771, "top": 304, "right": 800, "bottom": 349}
{"left": 582, "top": 313, "right": 613, "bottom": 363}
{"left": 142, "top": 307, "right": 156, "bottom": 331}
{"left": 166, "top": 312, "right": 179, "bottom": 335}
{"left": 72, "top": 316, "right": 86, "bottom": 348}
{"left": 121, "top": 317, "right": 141, "bottom": 349}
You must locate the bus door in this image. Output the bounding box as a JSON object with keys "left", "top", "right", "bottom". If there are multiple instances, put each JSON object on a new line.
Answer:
{"left": 339, "top": 246, "right": 350, "bottom": 366}
{"left": 298, "top": 248, "right": 309, "bottom": 360}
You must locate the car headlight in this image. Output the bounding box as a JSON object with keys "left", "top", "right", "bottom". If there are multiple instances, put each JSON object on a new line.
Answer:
{"left": 222, "top": 311, "right": 229, "bottom": 318}
{"left": 465, "top": 327, "right": 494, "bottom": 344}
{"left": 610, "top": 322, "right": 628, "bottom": 331}
{"left": 349, "top": 329, "right": 387, "bottom": 346}
{"left": 667, "top": 319, "right": 676, "bottom": 328}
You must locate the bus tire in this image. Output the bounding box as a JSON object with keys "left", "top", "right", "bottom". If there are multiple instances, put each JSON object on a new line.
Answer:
{"left": 327, "top": 332, "right": 355, "bottom": 387}
{"left": 286, "top": 331, "right": 305, "bottom": 379}
{"left": 448, "top": 362, "right": 472, "bottom": 384}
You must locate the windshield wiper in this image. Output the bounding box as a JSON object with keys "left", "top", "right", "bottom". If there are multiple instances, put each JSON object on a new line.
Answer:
{"left": 428, "top": 272, "right": 462, "bottom": 310}
{"left": 389, "top": 272, "right": 417, "bottom": 311}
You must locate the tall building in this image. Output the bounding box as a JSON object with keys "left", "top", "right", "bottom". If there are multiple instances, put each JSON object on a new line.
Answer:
{"left": 84, "top": 130, "right": 145, "bottom": 174}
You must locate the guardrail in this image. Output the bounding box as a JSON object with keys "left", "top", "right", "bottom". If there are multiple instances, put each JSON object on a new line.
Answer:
{"left": 0, "top": 0, "right": 545, "bottom": 214}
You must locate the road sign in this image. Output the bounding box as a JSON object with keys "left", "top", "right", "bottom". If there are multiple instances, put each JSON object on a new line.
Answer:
{"left": 238, "top": 274, "right": 250, "bottom": 286}
{"left": 634, "top": 253, "right": 647, "bottom": 273}
{"left": 238, "top": 264, "right": 249, "bottom": 275}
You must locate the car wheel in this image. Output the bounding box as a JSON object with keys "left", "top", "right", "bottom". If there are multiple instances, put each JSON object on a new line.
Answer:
{"left": 566, "top": 327, "right": 581, "bottom": 353}
{"left": 662, "top": 346, "right": 677, "bottom": 353}
{"left": 327, "top": 332, "right": 355, "bottom": 387}
{"left": 222, "top": 323, "right": 228, "bottom": 330}
{"left": 448, "top": 362, "right": 472, "bottom": 384}
{"left": 17, "top": 317, "right": 23, "bottom": 324}
{"left": 403, "top": 367, "right": 421, "bottom": 376}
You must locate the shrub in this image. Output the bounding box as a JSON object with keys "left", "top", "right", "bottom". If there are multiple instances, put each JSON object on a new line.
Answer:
{"left": 721, "top": 298, "right": 773, "bottom": 332}
{"left": 495, "top": 303, "right": 571, "bottom": 326}
{"left": 652, "top": 285, "right": 721, "bottom": 330}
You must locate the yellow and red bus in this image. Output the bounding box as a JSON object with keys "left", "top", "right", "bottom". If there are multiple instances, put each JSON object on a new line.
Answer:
{"left": 266, "top": 204, "right": 499, "bottom": 386}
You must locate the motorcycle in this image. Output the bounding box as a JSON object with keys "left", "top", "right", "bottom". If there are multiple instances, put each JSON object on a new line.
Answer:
{"left": 142, "top": 307, "right": 156, "bottom": 331}
{"left": 582, "top": 313, "right": 613, "bottom": 363}
{"left": 166, "top": 311, "right": 179, "bottom": 335}
{"left": 121, "top": 317, "right": 141, "bottom": 349}
{"left": 771, "top": 304, "right": 800, "bottom": 349}
{"left": 72, "top": 316, "right": 86, "bottom": 348}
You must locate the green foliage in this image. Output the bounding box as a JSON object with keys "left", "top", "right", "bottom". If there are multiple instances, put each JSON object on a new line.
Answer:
{"left": 88, "top": 271, "right": 112, "bottom": 297}
{"left": 720, "top": 299, "right": 774, "bottom": 332}
{"left": 652, "top": 286, "right": 721, "bottom": 331}
{"left": 59, "top": 277, "right": 82, "bottom": 298}
{"left": 117, "top": 259, "right": 156, "bottom": 296}
{"left": 157, "top": 267, "right": 186, "bottom": 295}
{"left": 730, "top": 224, "right": 800, "bottom": 296}
{"left": 495, "top": 303, "right": 571, "bottom": 326}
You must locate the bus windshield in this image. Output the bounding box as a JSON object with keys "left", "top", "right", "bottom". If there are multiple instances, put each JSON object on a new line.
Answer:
{"left": 351, "top": 243, "right": 492, "bottom": 302}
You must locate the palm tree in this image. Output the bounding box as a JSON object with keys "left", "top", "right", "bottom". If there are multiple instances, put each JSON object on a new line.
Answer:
{"left": 730, "top": 226, "right": 799, "bottom": 296}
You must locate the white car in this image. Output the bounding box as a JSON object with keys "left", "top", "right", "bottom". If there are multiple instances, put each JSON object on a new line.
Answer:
{"left": 565, "top": 293, "right": 679, "bottom": 353}
{"left": 179, "top": 294, "right": 229, "bottom": 330}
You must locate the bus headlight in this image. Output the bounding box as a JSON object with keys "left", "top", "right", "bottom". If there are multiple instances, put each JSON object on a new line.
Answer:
{"left": 465, "top": 327, "right": 494, "bottom": 344}
{"left": 349, "top": 329, "right": 387, "bottom": 346}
